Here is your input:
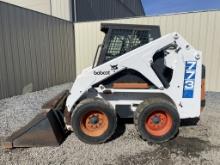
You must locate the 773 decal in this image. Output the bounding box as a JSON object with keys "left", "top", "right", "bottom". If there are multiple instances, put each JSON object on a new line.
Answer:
{"left": 183, "top": 61, "right": 197, "bottom": 98}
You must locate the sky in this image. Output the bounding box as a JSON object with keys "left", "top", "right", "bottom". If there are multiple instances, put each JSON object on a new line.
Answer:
{"left": 141, "top": 0, "right": 220, "bottom": 15}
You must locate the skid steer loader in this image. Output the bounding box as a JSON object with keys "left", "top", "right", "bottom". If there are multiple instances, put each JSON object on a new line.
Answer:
{"left": 2, "top": 23, "right": 206, "bottom": 148}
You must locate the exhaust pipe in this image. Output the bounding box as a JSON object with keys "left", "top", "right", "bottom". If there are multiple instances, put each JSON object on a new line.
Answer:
{"left": 2, "top": 90, "right": 70, "bottom": 149}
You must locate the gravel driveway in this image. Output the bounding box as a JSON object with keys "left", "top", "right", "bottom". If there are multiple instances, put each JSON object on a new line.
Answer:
{"left": 0, "top": 83, "right": 220, "bottom": 165}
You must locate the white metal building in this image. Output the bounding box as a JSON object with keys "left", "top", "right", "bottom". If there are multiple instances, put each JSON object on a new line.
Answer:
{"left": 0, "top": 0, "right": 72, "bottom": 20}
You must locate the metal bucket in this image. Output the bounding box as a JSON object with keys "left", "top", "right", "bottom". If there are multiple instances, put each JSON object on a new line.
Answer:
{"left": 2, "top": 90, "right": 70, "bottom": 149}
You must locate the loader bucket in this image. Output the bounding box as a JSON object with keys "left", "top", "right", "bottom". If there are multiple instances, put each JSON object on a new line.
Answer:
{"left": 2, "top": 90, "right": 70, "bottom": 149}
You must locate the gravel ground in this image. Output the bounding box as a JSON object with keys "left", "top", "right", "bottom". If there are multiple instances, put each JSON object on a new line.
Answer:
{"left": 0, "top": 83, "right": 220, "bottom": 165}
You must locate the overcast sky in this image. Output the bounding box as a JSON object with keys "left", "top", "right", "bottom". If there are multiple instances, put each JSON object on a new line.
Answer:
{"left": 141, "top": 0, "right": 220, "bottom": 15}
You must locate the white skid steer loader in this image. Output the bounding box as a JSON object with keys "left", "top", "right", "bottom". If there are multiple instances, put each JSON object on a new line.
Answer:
{"left": 3, "top": 24, "right": 206, "bottom": 148}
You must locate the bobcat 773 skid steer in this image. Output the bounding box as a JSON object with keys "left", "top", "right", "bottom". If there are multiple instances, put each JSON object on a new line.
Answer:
{"left": 2, "top": 24, "right": 206, "bottom": 148}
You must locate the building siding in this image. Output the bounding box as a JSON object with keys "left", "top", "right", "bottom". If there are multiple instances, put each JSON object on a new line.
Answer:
{"left": 0, "top": 2, "right": 76, "bottom": 99}
{"left": 0, "top": 0, "right": 72, "bottom": 21}
{"left": 74, "top": 11, "right": 220, "bottom": 92}
{"left": 0, "top": 0, "right": 144, "bottom": 22}
{"left": 0, "top": 0, "right": 51, "bottom": 14}
{"left": 73, "top": 0, "right": 145, "bottom": 22}
{"left": 51, "top": 0, "right": 72, "bottom": 21}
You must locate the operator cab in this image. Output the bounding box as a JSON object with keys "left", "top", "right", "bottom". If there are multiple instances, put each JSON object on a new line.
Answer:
{"left": 93, "top": 23, "right": 173, "bottom": 89}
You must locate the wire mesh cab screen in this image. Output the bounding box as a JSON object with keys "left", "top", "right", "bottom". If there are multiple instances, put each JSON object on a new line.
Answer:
{"left": 97, "top": 24, "right": 161, "bottom": 65}
{"left": 106, "top": 29, "right": 150, "bottom": 61}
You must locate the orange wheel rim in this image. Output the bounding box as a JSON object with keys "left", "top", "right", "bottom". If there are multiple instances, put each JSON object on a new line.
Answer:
{"left": 145, "top": 110, "right": 172, "bottom": 137}
{"left": 80, "top": 110, "right": 109, "bottom": 137}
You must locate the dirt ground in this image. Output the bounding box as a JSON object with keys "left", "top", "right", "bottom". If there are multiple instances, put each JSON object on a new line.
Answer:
{"left": 0, "top": 83, "right": 220, "bottom": 165}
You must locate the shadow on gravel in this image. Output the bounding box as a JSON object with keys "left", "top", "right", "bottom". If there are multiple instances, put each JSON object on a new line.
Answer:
{"left": 180, "top": 118, "right": 200, "bottom": 126}
{"left": 108, "top": 118, "right": 135, "bottom": 142}
{"left": 108, "top": 118, "right": 127, "bottom": 142}
{"left": 117, "top": 136, "right": 220, "bottom": 165}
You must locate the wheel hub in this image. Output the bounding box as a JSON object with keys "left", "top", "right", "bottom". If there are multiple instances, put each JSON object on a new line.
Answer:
{"left": 80, "top": 110, "right": 109, "bottom": 137}
{"left": 90, "top": 115, "right": 99, "bottom": 124}
{"left": 145, "top": 111, "right": 173, "bottom": 137}
{"left": 151, "top": 115, "right": 160, "bottom": 124}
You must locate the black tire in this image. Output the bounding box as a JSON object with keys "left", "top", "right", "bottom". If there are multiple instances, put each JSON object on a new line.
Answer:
{"left": 71, "top": 98, "right": 117, "bottom": 144}
{"left": 134, "top": 97, "right": 180, "bottom": 143}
